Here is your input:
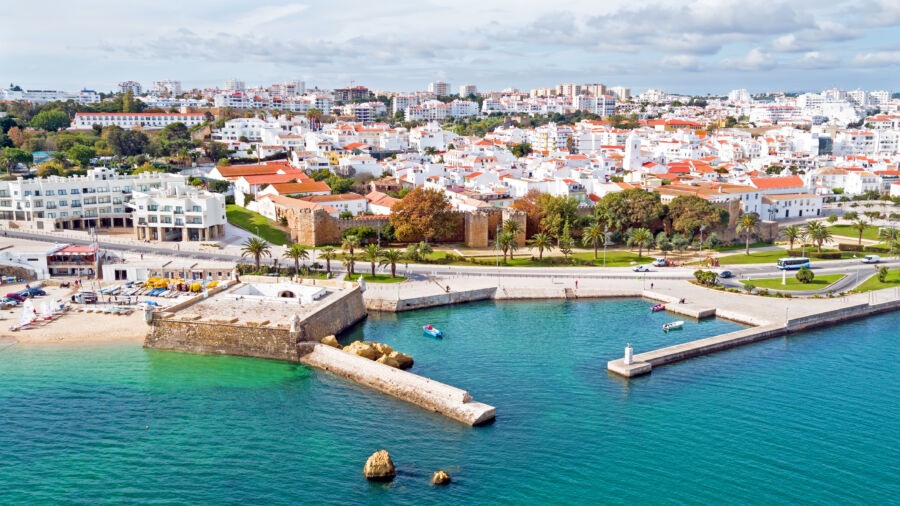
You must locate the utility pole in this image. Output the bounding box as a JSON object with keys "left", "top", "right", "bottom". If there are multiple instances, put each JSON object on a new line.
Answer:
{"left": 603, "top": 225, "right": 609, "bottom": 268}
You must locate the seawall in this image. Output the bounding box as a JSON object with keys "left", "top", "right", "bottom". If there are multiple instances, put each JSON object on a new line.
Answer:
{"left": 298, "top": 343, "right": 495, "bottom": 426}
{"left": 609, "top": 297, "right": 900, "bottom": 377}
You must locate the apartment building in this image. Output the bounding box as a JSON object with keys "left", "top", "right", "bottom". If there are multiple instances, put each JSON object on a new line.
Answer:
{"left": 0, "top": 88, "right": 100, "bottom": 104}
{"left": 71, "top": 112, "right": 204, "bottom": 130}
{"left": 572, "top": 95, "right": 616, "bottom": 116}
{"left": 130, "top": 183, "right": 227, "bottom": 242}
{"left": 224, "top": 79, "right": 246, "bottom": 91}
{"left": 152, "top": 80, "right": 183, "bottom": 96}
{"left": 459, "top": 84, "right": 478, "bottom": 97}
{"left": 392, "top": 95, "right": 419, "bottom": 115}
{"left": 334, "top": 86, "right": 372, "bottom": 103}
{"left": 118, "top": 81, "right": 142, "bottom": 95}
{"left": 0, "top": 168, "right": 184, "bottom": 232}
{"left": 428, "top": 81, "right": 450, "bottom": 96}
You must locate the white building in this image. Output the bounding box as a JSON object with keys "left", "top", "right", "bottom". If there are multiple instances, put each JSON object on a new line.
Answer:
{"left": 224, "top": 79, "right": 246, "bottom": 91}
{"left": 728, "top": 89, "right": 751, "bottom": 103}
{"left": 71, "top": 113, "right": 205, "bottom": 130}
{"left": 428, "top": 81, "right": 450, "bottom": 96}
{"left": 0, "top": 88, "right": 100, "bottom": 104}
{"left": 152, "top": 80, "right": 183, "bottom": 96}
{"left": 118, "top": 81, "right": 142, "bottom": 95}
{"left": 609, "top": 87, "right": 631, "bottom": 101}
{"left": 572, "top": 95, "right": 615, "bottom": 116}
{"left": 459, "top": 84, "right": 478, "bottom": 97}
{"left": 130, "top": 183, "right": 227, "bottom": 242}
{"left": 0, "top": 167, "right": 184, "bottom": 232}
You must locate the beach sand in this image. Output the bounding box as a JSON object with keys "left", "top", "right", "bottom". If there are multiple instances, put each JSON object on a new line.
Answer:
{"left": 0, "top": 308, "right": 149, "bottom": 345}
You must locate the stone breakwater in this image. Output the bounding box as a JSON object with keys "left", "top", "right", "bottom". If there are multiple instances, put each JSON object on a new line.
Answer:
{"left": 609, "top": 296, "right": 900, "bottom": 377}
{"left": 298, "top": 342, "right": 495, "bottom": 426}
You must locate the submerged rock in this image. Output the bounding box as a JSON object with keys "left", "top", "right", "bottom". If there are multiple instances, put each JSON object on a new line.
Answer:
{"left": 363, "top": 450, "right": 396, "bottom": 481}
{"left": 389, "top": 351, "right": 414, "bottom": 370}
{"left": 431, "top": 470, "right": 451, "bottom": 486}
{"left": 320, "top": 335, "right": 341, "bottom": 349}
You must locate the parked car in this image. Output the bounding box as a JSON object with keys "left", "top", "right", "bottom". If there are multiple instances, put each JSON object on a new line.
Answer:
{"left": 5, "top": 293, "right": 25, "bottom": 302}
{"left": 633, "top": 265, "right": 651, "bottom": 272}
{"left": 861, "top": 255, "right": 880, "bottom": 264}
{"left": 652, "top": 258, "right": 670, "bottom": 267}
{"left": 719, "top": 270, "right": 734, "bottom": 279}
{"left": 22, "top": 287, "right": 46, "bottom": 297}
{"left": 0, "top": 297, "right": 19, "bottom": 306}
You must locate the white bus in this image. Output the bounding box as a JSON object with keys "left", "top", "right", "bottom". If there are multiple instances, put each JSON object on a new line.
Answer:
{"left": 777, "top": 257, "right": 810, "bottom": 270}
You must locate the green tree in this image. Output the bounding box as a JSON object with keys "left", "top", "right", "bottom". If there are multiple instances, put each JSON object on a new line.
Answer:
{"left": 529, "top": 232, "right": 554, "bottom": 260}
{"left": 804, "top": 221, "right": 832, "bottom": 253}
{"left": 342, "top": 252, "right": 357, "bottom": 275}
{"left": 496, "top": 231, "right": 514, "bottom": 263}
{"left": 30, "top": 110, "right": 70, "bottom": 131}
{"left": 795, "top": 267, "right": 815, "bottom": 284}
{"left": 379, "top": 249, "right": 403, "bottom": 278}
{"left": 67, "top": 144, "right": 96, "bottom": 167}
{"left": 36, "top": 161, "right": 63, "bottom": 177}
{"left": 582, "top": 222, "right": 605, "bottom": 259}
{"left": 0, "top": 147, "right": 33, "bottom": 174}
{"left": 666, "top": 195, "right": 726, "bottom": 238}
{"left": 362, "top": 244, "right": 382, "bottom": 277}
{"left": 341, "top": 235, "right": 360, "bottom": 256}
{"left": 558, "top": 220, "right": 574, "bottom": 261}
{"left": 852, "top": 218, "right": 868, "bottom": 246}
{"left": 283, "top": 244, "right": 309, "bottom": 274}
{"left": 105, "top": 127, "right": 149, "bottom": 157}
{"left": 536, "top": 193, "right": 579, "bottom": 242}
{"left": 320, "top": 246, "right": 337, "bottom": 275}
{"left": 595, "top": 188, "right": 665, "bottom": 233}
{"left": 627, "top": 227, "right": 653, "bottom": 259}
{"left": 122, "top": 89, "right": 135, "bottom": 113}
{"left": 510, "top": 142, "right": 532, "bottom": 158}
{"left": 241, "top": 237, "right": 272, "bottom": 271}
{"left": 736, "top": 213, "right": 761, "bottom": 255}
{"left": 826, "top": 214, "right": 839, "bottom": 224}
{"left": 389, "top": 187, "right": 459, "bottom": 243}
{"left": 782, "top": 225, "right": 803, "bottom": 251}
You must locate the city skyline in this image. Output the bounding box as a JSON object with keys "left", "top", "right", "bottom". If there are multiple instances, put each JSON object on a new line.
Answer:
{"left": 2, "top": 0, "right": 900, "bottom": 94}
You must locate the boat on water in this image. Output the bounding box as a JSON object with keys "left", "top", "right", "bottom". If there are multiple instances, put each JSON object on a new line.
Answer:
{"left": 663, "top": 321, "right": 684, "bottom": 332}
{"left": 423, "top": 325, "right": 443, "bottom": 338}
{"left": 651, "top": 304, "right": 665, "bottom": 312}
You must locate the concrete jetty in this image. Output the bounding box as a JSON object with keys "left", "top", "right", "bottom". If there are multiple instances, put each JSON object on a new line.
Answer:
{"left": 299, "top": 343, "right": 495, "bottom": 426}
{"left": 609, "top": 296, "right": 900, "bottom": 377}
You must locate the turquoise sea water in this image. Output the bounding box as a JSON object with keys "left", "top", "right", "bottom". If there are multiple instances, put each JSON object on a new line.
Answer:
{"left": 0, "top": 298, "right": 898, "bottom": 504}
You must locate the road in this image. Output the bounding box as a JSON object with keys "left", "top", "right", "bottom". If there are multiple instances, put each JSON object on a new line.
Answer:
{"left": 4, "top": 228, "right": 898, "bottom": 291}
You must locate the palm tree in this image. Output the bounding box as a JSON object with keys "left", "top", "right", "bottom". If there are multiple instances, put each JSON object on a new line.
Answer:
{"left": 852, "top": 218, "right": 868, "bottom": 246}
{"left": 805, "top": 221, "right": 832, "bottom": 253}
{"left": 627, "top": 227, "right": 653, "bottom": 259}
{"left": 582, "top": 223, "right": 605, "bottom": 259}
{"left": 320, "top": 246, "right": 336, "bottom": 275}
{"left": 502, "top": 219, "right": 523, "bottom": 237}
{"left": 736, "top": 213, "right": 760, "bottom": 256}
{"left": 496, "top": 231, "right": 514, "bottom": 264}
{"left": 241, "top": 237, "right": 271, "bottom": 271}
{"left": 283, "top": 243, "right": 309, "bottom": 274}
{"left": 341, "top": 235, "right": 360, "bottom": 256}
{"left": 362, "top": 244, "right": 381, "bottom": 277}
{"left": 782, "top": 225, "right": 802, "bottom": 251}
{"left": 379, "top": 249, "right": 403, "bottom": 278}
{"left": 529, "top": 232, "right": 554, "bottom": 261}
{"left": 342, "top": 252, "right": 357, "bottom": 276}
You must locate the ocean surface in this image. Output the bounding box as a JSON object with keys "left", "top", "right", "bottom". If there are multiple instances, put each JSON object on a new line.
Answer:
{"left": 1, "top": 298, "right": 898, "bottom": 504}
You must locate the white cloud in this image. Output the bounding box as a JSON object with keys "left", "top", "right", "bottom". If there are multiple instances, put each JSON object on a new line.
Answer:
{"left": 851, "top": 51, "right": 900, "bottom": 66}
{"left": 793, "top": 51, "right": 840, "bottom": 68}
{"left": 720, "top": 48, "right": 776, "bottom": 71}
{"left": 770, "top": 21, "right": 860, "bottom": 52}
{"left": 660, "top": 55, "right": 702, "bottom": 71}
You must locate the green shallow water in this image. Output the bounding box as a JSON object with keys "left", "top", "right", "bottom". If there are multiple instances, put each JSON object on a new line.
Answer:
{"left": 0, "top": 298, "right": 898, "bottom": 504}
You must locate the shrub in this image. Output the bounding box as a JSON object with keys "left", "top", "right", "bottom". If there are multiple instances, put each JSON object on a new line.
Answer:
{"left": 757, "top": 288, "right": 769, "bottom": 296}
{"left": 741, "top": 282, "right": 756, "bottom": 293}
{"left": 795, "top": 267, "right": 814, "bottom": 284}
{"left": 878, "top": 266, "right": 889, "bottom": 283}
{"left": 864, "top": 246, "right": 890, "bottom": 253}
{"left": 838, "top": 244, "right": 863, "bottom": 252}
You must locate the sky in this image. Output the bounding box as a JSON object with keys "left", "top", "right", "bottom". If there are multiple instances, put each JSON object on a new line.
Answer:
{"left": 2, "top": 0, "right": 900, "bottom": 95}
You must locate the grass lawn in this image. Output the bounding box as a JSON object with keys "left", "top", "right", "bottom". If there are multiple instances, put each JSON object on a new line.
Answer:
{"left": 827, "top": 224, "right": 881, "bottom": 241}
{"left": 713, "top": 241, "right": 774, "bottom": 251}
{"left": 749, "top": 274, "right": 846, "bottom": 291}
{"left": 226, "top": 205, "right": 289, "bottom": 245}
{"left": 464, "top": 250, "right": 655, "bottom": 267}
{"left": 346, "top": 273, "right": 406, "bottom": 283}
{"left": 717, "top": 248, "right": 860, "bottom": 265}
{"left": 853, "top": 269, "right": 900, "bottom": 293}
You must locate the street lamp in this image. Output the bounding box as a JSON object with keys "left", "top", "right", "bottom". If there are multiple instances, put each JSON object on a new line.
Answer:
{"left": 602, "top": 225, "right": 609, "bottom": 267}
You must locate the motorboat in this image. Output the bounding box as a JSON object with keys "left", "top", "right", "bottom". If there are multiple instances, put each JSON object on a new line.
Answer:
{"left": 663, "top": 321, "right": 684, "bottom": 332}
{"left": 651, "top": 304, "right": 665, "bottom": 312}
{"left": 423, "top": 325, "right": 443, "bottom": 338}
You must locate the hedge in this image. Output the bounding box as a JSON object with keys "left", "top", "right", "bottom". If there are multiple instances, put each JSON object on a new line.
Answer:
{"left": 864, "top": 246, "right": 890, "bottom": 253}
{"left": 838, "top": 244, "right": 863, "bottom": 252}
{"left": 788, "top": 250, "right": 842, "bottom": 259}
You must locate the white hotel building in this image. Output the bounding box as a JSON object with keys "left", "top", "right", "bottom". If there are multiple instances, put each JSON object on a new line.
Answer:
{"left": 71, "top": 112, "right": 205, "bottom": 130}
{"left": 0, "top": 168, "right": 183, "bottom": 232}
{"left": 130, "top": 184, "right": 227, "bottom": 242}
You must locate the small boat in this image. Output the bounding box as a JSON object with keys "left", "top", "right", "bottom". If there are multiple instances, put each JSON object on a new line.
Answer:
{"left": 663, "top": 321, "right": 684, "bottom": 332}
{"left": 423, "top": 325, "right": 443, "bottom": 338}
{"left": 651, "top": 304, "right": 666, "bottom": 312}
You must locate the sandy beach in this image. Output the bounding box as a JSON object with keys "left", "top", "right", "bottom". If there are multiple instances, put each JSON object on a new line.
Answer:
{"left": 0, "top": 309, "right": 149, "bottom": 345}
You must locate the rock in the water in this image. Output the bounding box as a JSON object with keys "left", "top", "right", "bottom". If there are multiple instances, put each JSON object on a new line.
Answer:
{"left": 320, "top": 335, "right": 341, "bottom": 349}
{"left": 363, "top": 450, "right": 396, "bottom": 481}
{"left": 431, "top": 470, "right": 451, "bottom": 486}
{"left": 390, "top": 351, "right": 414, "bottom": 370}
{"left": 376, "top": 354, "right": 401, "bottom": 368}
{"left": 373, "top": 342, "right": 393, "bottom": 357}
{"left": 344, "top": 341, "right": 378, "bottom": 360}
